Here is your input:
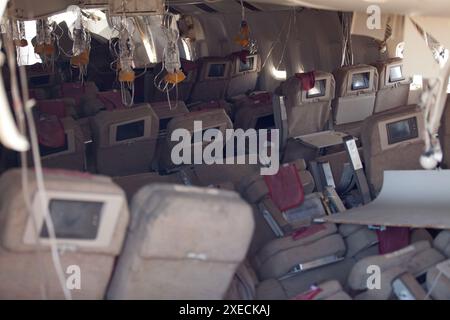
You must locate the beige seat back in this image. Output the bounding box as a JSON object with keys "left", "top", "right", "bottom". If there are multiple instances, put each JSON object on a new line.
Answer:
{"left": 150, "top": 101, "right": 190, "bottom": 171}
{"left": 107, "top": 184, "right": 254, "bottom": 299}
{"left": 227, "top": 54, "right": 261, "bottom": 98}
{"left": 372, "top": 58, "right": 411, "bottom": 113}
{"left": 26, "top": 63, "right": 59, "bottom": 89}
{"left": 91, "top": 104, "right": 159, "bottom": 176}
{"left": 348, "top": 241, "right": 445, "bottom": 300}
{"left": 279, "top": 71, "right": 335, "bottom": 137}
{"left": 189, "top": 57, "right": 232, "bottom": 102}
{"left": 234, "top": 93, "right": 275, "bottom": 130}
{"left": 361, "top": 105, "right": 425, "bottom": 194}
{"left": 332, "top": 64, "right": 378, "bottom": 125}
{"left": 32, "top": 116, "right": 86, "bottom": 171}
{"left": 0, "top": 169, "right": 129, "bottom": 299}
{"left": 160, "top": 109, "right": 233, "bottom": 170}
{"left": 439, "top": 95, "right": 450, "bottom": 168}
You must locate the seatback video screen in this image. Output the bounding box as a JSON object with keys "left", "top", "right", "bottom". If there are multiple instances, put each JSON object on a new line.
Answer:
{"left": 386, "top": 117, "right": 419, "bottom": 145}
{"left": 40, "top": 199, "right": 103, "bottom": 240}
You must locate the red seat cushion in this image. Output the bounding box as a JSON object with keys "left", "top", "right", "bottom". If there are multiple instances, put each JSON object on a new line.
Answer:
{"left": 36, "top": 115, "right": 65, "bottom": 148}
{"left": 295, "top": 71, "right": 316, "bottom": 91}
{"left": 36, "top": 99, "right": 67, "bottom": 119}
{"left": 264, "top": 163, "right": 304, "bottom": 212}
{"left": 291, "top": 224, "right": 328, "bottom": 241}
{"left": 97, "top": 91, "right": 126, "bottom": 111}
{"left": 291, "top": 286, "right": 323, "bottom": 300}
{"left": 377, "top": 227, "right": 410, "bottom": 254}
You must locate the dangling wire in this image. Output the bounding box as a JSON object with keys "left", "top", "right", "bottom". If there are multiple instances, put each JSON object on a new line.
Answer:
{"left": 340, "top": 12, "right": 354, "bottom": 67}
{"left": 2, "top": 30, "right": 70, "bottom": 299}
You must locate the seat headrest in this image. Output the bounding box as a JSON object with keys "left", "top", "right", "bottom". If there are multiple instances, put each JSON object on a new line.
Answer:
{"left": 96, "top": 91, "right": 126, "bottom": 111}
{"left": 36, "top": 114, "right": 66, "bottom": 148}
{"left": 36, "top": 99, "right": 74, "bottom": 119}
{"left": 166, "top": 108, "right": 233, "bottom": 136}
{"left": 91, "top": 104, "right": 159, "bottom": 147}
{"left": 60, "top": 82, "right": 98, "bottom": 105}
{"left": 0, "top": 169, "right": 129, "bottom": 255}
{"left": 130, "top": 183, "right": 254, "bottom": 261}
{"left": 333, "top": 64, "right": 378, "bottom": 97}
{"left": 150, "top": 101, "right": 189, "bottom": 119}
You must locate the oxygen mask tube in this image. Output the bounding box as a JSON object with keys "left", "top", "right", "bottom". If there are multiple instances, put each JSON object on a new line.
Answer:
{"left": 12, "top": 19, "right": 27, "bottom": 48}
{"left": 235, "top": 0, "right": 257, "bottom": 54}
{"left": 68, "top": 5, "right": 90, "bottom": 82}
{"left": 117, "top": 17, "right": 135, "bottom": 107}
{"left": 154, "top": 12, "right": 185, "bottom": 109}
{"left": 34, "top": 19, "right": 56, "bottom": 69}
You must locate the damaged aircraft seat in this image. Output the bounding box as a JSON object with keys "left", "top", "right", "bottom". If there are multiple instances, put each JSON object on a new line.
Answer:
{"left": 26, "top": 63, "right": 60, "bottom": 89}
{"left": 371, "top": 58, "right": 411, "bottom": 113}
{"left": 188, "top": 100, "right": 233, "bottom": 118}
{"left": 233, "top": 92, "right": 275, "bottom": 130}
{"left": 360, "top": 105, "right": 425, "bottom": 195}
{"left": 332, "top": 64, "right": 378, "bottom": 138}
{"left": 193, "top": 158, "right": 262, "bottom": 190}
{"left": 158, "top": 109, "right": 233, "bottom": 172}
{"left": 0, "top": 169, "right": 129, "bottom": 299}
{"left": 55, "top": 82, "right": 99, "bottom": 114}
{"left": 239, "top": 159, "right": 316, "bottom": 237}
{"left": 276, "top": 71, "right": 335, "bottom": 162}
{"left": 107, "top": 184, "right": 254, "bottom": 300}
{"left": 148, "top": 59, "right": 199, "bottom": 103}
{"left": 347, "top": 240, "right": 446, "bottom": 300}
{"left": 79, "top": 90, "right": 128, "bottom": 118}
{"left": 189, "top": 57, "right": 232, "bottom": 103}
{"left": 226, "top": 260, "right": 351, "bottom": 300}
{"left": 35, "top": 98, "right": 77, "bottom": 120}
{"left": 90, "top": 104, "right": 159, "bottom": 176}
{"left": 425, "top": 230, "right": 450, "bottom": 300}
{"left": 289, "top": 280, "right": 351, "bottom": 300}
{"left": 28, "top": 88, "right": 50, "bottom": 100}
{"left": 250, "top": 222, "right": 379, "bottom": 282}
{"left": 226, "top": 53, "right": 261, "bottom": 99}
{"left": 32, "top": 114, "right": 86, "bottom": 171}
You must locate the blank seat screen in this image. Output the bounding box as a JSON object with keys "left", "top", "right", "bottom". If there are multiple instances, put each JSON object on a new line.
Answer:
{"left": 239, "top": 57, "right": 255, "bottom": 72}
{"left": 387, "top": 117, "right": 418, "bottom": 145}
{"left": 116, "top": 120, "right": 145, "bottom": 142}
{"left": 30, "top": 75, "right": 51, "bottom": 87}
{"left": 159, "top": 118, "right": 172, "bottom": 132}
{"left": 208, "top": 64, "right": 226, "bottom": 78}
{"left": 40, "top": 199, "right": 103, "bottom": 240}
{"left": 389, "top": 66, "right": 404, "bottom": 83}
{"left": 307, "top": 79, "right": 326, "bottom": 98}
{"left": 351, "top": 72, "right": 370, "bottom": 90}
{"left": 255, "top": 115, "right": 275, "bottom": 130}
